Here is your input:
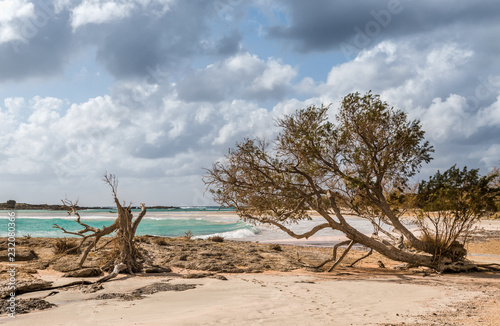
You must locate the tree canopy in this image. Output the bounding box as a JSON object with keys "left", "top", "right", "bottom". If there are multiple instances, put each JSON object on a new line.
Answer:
{"left": 206, "top": 92, "right": 497, "bottom": 272}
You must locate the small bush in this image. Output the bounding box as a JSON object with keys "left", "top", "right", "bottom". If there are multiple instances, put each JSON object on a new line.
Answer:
{"left": 208, "top": 236, "right": 224, "bottom": 243}
{"left": 54, "top": 238, "right": 81, "bottom": 255}
{"left": 184, "top": 230, "right": 193, "bottom": 240}
{"left": 154, "top": 237, "right": 168, "bottom": 246}
{"left": 269, "top": 244, "right": 282, "bottom": 251}
{"left": 135, "top": 235, "right": 151, "bottom": 244}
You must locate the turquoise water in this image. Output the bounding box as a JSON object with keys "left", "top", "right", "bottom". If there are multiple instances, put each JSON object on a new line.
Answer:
{"left": 0, "top": 207, "right": 259, "bottom": 239}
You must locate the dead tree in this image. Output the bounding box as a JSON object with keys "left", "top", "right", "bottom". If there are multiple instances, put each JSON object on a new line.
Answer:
{"left": 54, "top": 173, "right": 146, "bottom": 276}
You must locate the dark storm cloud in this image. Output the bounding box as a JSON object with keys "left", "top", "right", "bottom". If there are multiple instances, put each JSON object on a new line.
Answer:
{"left": 267, "top": 0, "right": 500, "bottom": 53}
{"left": 214, "top": 31, "right": 242, "bottom": 56}
{"left": 0, "top": 0, "right": 241, "bottom": 83}
{"left": 0, "top": 7, "right": 73, "bottom": 82}
{"left": 93, "top": 0, "right": 216, "bottom": 79}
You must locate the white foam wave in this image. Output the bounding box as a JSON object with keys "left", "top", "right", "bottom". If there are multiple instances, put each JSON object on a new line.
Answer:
{"left": 194, "top": 227, "right": 260, "bottom": 240}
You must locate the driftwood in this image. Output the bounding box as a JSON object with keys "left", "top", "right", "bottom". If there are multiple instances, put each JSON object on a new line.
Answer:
{"left": 349, "top": 248, "right": 373, "bottom": 267}
{"left": 313, "top": 240, "right": 356, "bottom": 271}
{"left": 96, "top": 263, "right": 127, "bottom": 283}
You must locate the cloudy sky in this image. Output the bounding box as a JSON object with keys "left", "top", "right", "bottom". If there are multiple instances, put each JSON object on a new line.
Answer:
{"left": 1, "top": 0, "right": 499, "bottom": 206}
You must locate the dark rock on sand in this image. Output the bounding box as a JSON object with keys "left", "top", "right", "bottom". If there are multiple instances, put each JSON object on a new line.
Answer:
{"left": 132, "top": 282, "right": 197, "bottom": 295}
{"left": 63, "top": 268, "right": 103, "bottom": 278}
{"left": 93, "top": 293, "right": 143, "bottom": 301}
{"left": 92, "top": 282, "right": 198, "bottom": 301}
{"left": 144, "top": 266, "right": 172, "bottom": 273}
{"left": 0, "top": 249, "right": 38, "bottom": 262}
{"left": 1, "top": 278, "right": 53, "bottom": 298}
{"left": 0, "top": 298, "right": 55, "bottom": 314}
{"left": 183, "top": 272, "right": 213, "bottom": 279}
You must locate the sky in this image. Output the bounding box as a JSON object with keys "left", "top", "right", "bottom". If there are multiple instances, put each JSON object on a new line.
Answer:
{"left": 0, "top": 0, "right": 499, "bottom": 206}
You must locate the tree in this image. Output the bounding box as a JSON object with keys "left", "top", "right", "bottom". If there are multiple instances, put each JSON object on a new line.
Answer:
{"left": 54, "top": 173, "right": 147, "bottom": 276}
{"left": 205, "top": 92, "right": 497, "bottom": 272}
{"left": 487, "top": 164, "right": 500, "bottom": 217}
{"left": 415, "top": 165, "right": 500, "bottom": 262}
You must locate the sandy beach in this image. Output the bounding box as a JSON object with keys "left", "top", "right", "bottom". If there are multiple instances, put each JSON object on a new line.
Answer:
{"left": 1, "top": 215, "right": 500, "bottom": 325}
{"left": 4, "top": 270, "right": 499, "bottom": 326}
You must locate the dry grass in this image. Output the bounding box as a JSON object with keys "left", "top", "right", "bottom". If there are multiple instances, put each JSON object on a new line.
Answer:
{"left": 53, "top": 238, "right": 81, "bottom": 255}
{"left": 208, "top": 236, "right": 224, "bottom": 243}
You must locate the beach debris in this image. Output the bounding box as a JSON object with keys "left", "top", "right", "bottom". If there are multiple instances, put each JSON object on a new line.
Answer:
{"left": 0, "top": 298, "right": 55, "bottom": 314}
{"left": 93, "top": 292, "right": 143, "bottom": 301}
{"left": 133, "top": 282, "right": 197, "bottom": 295}
{"left": 80, "top": 283, "right": 104, "bottom": 293}
{"left": 144, "top": 266, "right": 172, "bottom": 273}
{"left": 183, "top": 272, "right": 212, "bottom": 279}
{"left": 96, "top": 263, "right": 127, "bottom": 283}
{"left": 63, "top": 268, "right": 103, "bottom": 278}
{"left": 92, "top": 282, "right": 198, "bottom": 301}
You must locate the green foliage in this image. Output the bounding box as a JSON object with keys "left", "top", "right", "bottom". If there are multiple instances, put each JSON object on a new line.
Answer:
{"left": 416, "top": 165, "right": 499, "bottom": 216}
{"left": 336, "top": 92, "right": 434, "bottom": 190}
{"left": 487, "top": 165, "right": 500, "bottom": 216}
{"left": 414, "top": 165, "right": 500, "bottom": 261}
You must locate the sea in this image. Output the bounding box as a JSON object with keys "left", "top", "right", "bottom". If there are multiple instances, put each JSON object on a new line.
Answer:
{"left": 0, "top": 206, "right": 378, "bottom": 246}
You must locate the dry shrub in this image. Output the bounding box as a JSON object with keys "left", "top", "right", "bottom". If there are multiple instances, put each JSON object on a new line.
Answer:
{"left": 269, "top": 244, "right": 282, "bottom": 251}
{"left": 419, "top": 232, "right": 467, "bottom": 262}
{"left": 54, "top": 238, "right": 81, "bottom": 255}
{"left": 208, "top": 236, "right": 224, "bottom": 243}
{"left": 135, "top": 235, "right": 151, "bottom": 244}
{"left": 184, "top": 230, "right": 193, "bottom": 240}
{"left": 154, "top": 237, "right": 169, "bottom": 246}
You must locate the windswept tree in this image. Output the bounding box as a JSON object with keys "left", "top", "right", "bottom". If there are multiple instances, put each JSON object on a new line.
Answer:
{"left": 54, "top": 173, "right": 146, "bottom": 276}
{"left": 205, "top": 92, "right": 497, "bottom": 272}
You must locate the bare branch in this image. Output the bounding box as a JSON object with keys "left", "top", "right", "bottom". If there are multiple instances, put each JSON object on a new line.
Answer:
{"left": 132, "top": 203, "right": 147, "bottom": 235}
{"left": 349, "top": 248, "right": 373, "bottom": 267}
{"left": 315, "top": 240, "right": 352, "bottom": 269}
{"left": 328, "top": 240, "right": 355, "bottom": 272}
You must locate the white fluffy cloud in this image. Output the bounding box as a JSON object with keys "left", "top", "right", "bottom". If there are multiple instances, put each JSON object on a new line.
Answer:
{"left": 0, "top": 0, "right": 34, "bottom": 43}
{"left": 71, "top": 1, "right": 135, "bottom": 30}
{"left": 177, "top": 53, "right": 298, "bottom": 103}
{"left": 320, "top": 41, "right": 475, "bottom": 108}
{"left": 63, "top": 0, "right": 174, "bottom": 30}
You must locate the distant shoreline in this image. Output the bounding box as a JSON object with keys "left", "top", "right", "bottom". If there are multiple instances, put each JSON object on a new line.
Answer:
{"left": 0, "top": 202, "right": 181, "bottom": 211}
